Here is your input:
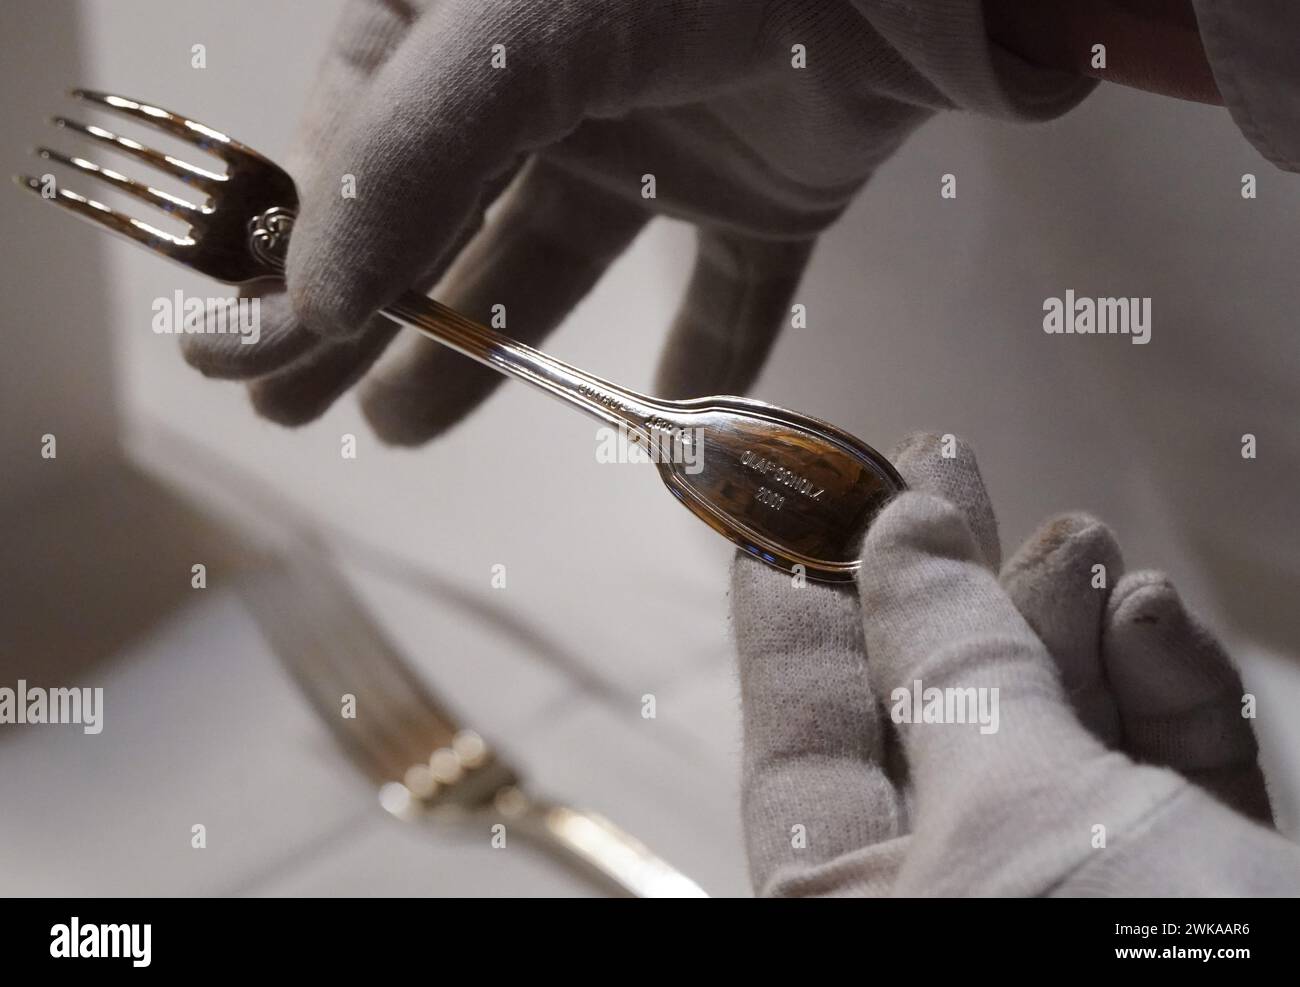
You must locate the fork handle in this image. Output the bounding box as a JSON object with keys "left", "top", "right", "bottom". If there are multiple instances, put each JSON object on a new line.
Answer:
{"left": 506, "top": 794, "right": 709, "bottom": 898}
{"left": 384, "top": 290, "right": 661, "bottom": 435}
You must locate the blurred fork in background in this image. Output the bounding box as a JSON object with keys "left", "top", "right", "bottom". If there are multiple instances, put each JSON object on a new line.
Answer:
{"left": 239, "top": 547, "right": 708, "bottom": 898}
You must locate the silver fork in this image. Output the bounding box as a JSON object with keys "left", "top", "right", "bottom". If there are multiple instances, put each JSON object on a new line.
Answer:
{"left": 15, "top": 90, "right": 903, "bottom": 583}
{"left": 240, "top": 546, "right": 708, "bottom": 897}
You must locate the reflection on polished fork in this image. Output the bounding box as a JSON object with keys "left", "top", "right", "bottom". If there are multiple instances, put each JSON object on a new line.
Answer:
{"left": 15, "top": 90, "right": 904, "bottom": 581}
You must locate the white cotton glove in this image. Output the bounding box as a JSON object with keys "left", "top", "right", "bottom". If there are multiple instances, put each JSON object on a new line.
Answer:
{"left": 731, "top": 432, "right": 1300, "bottom": 896}
{"left": 179, "top": 0, "right": 1091, "bottom": 438}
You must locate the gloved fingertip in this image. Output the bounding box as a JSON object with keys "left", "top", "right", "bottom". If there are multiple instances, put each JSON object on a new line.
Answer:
{"left": 180, "top": 296, "right": 317, "bottom": 380}
{"left": 175, "top": 297, "right": 249, "bottom": 375}
{"left": 178, "top": 332, "right": 239, "bottom": 378}
{"left": 1002, "top": 512, "right": 1122, "bottom": 587}
{"left": 246, "top": 378, "right": 330, "bottom": 428}
{"left": 887, "top": 430, "right": 944, "bottom": 469}
{"left": 357, "top": 345, "right": 511, "bottom": 447}
{"left": 1106, "top": 570, "right": 1181, "bottom": 632}
{"left": 358, "top": 380, "right": 445, "bottom": 447}
{"left": 888, "top": 430, "right": 978, "bottom": 491}
{"left": 885, "top": 431, "right": 1000, "bottom": 570}
{"left": 861, "top": 490, "right": 981, "bottom": 572}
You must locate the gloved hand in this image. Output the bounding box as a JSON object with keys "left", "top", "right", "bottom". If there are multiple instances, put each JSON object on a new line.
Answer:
{"left": 731, "top": 432, "right": 1300, "bottom": 895}
{"left": 180, "top": 0, "right": 1091, "bottom": 440}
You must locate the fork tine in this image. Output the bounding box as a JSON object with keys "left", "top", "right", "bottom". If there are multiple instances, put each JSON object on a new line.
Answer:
{"left": 35, "top": 147, "right": 206, "bottom": 219}
{"left": 71, "top": 89, "right": 248, "bottom": 163}
{"left": 13, "top": 174, "right": 193, "bottom": 256}
{"left": 52, "top": 116, "right": 224, "bottom": 187}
